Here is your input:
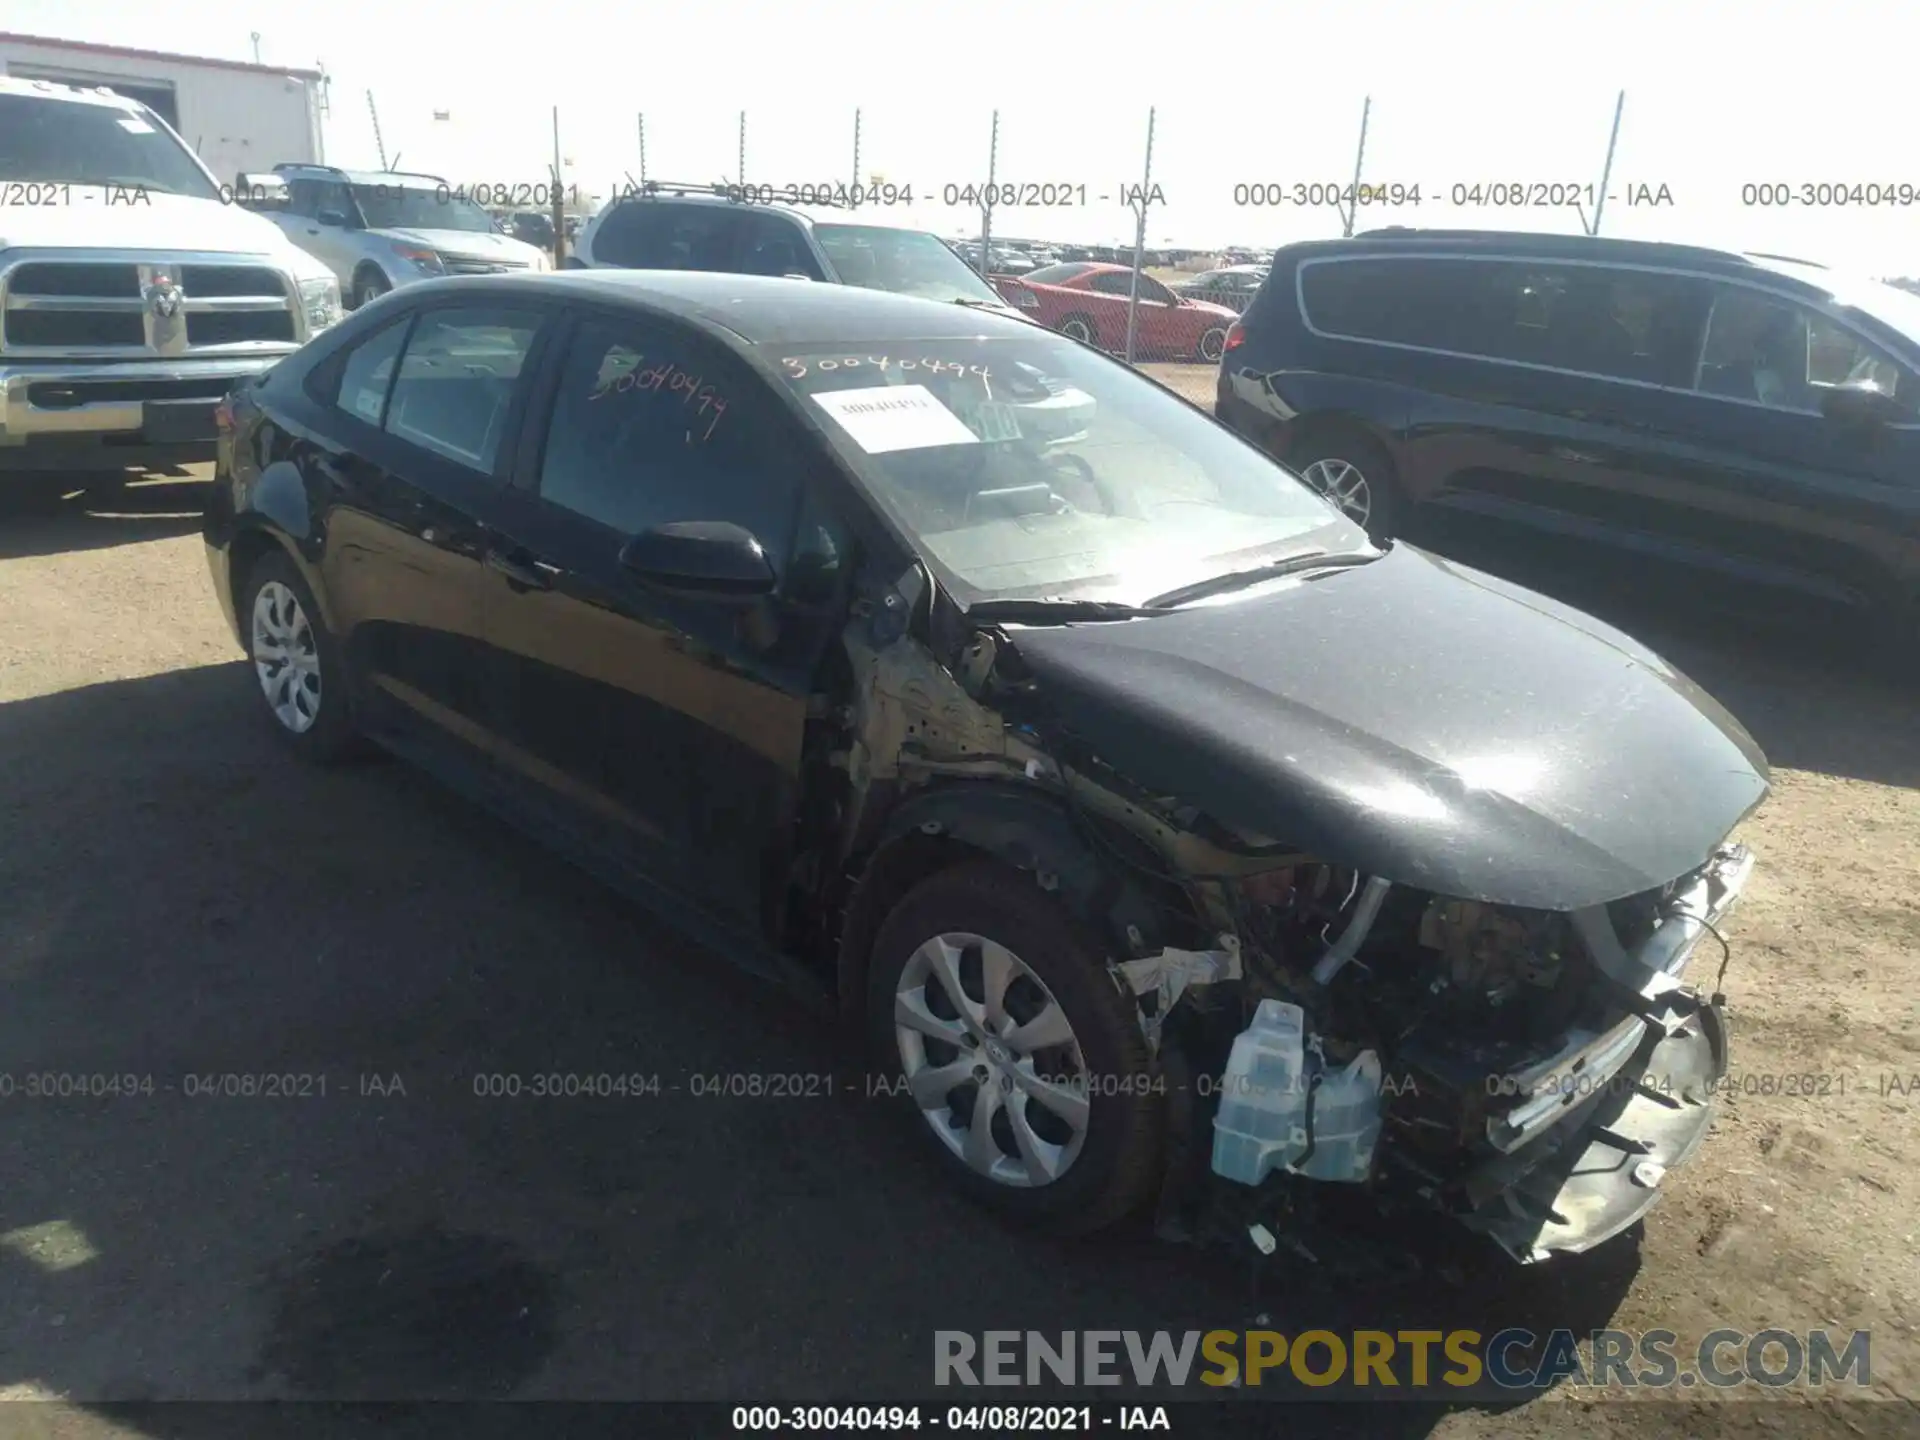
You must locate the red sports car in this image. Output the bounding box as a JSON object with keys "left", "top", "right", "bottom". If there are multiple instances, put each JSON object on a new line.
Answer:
{"left": 991, "top": 262, "right": 1239, "bottom": 362}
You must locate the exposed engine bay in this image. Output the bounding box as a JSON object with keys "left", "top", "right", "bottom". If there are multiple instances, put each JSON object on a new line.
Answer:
{"left": 815, "top": 561, "right": 1756, "bottom": 1272}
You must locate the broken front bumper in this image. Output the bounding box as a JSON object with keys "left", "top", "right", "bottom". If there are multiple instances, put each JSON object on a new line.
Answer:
{"left": 1460, "top": 842, "right": 1753, "bottom": 1262}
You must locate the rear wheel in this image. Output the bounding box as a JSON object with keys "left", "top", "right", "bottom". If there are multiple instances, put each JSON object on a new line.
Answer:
{"left": 866, "top": 861, "right": 1163, "bottom": 1233}
{"left": 240, "top": 549, "right": 361, "bottom": 763}
{"left": 1058, "top": 314, "right": 1099, "bottom": 348}
{"left": 1289, "top": 427, "right": 1402, "bottom": 542}
{"left": 1197, "top": 326, "right": 1229, "bottom": 363}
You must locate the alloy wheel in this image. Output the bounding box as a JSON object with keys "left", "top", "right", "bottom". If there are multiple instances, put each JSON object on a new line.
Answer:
{"left": 1061, "top": 318, "right": 1094, "bottom": 344}
{"left": 1299, "top": 457, "right": 1373, "bottom": 527}
{"left": 251, "top": 580, "right": 322, "bottom": 734}
{"left": 1199, "top": 327, "right": 1228, "bottom": 362}
{"left": 893, "top": 932, "right": 1092, "bottom": 1188}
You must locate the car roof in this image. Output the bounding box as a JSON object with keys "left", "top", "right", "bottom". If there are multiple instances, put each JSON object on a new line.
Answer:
{"left": 591, "top": 191, "right": 944, "bottom": 236}
{"left": 1292, "top": 228, "right": 1817, "bottom": 282}
{"left": 0, "top": 75, "right": 143, "bottom": 109}
{"left": 398, "top": 270, "right": 1045, "bottom": 346}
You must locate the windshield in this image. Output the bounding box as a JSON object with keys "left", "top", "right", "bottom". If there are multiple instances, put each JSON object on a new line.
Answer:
{"left": 771, "top": 333, "right": 1361, "bottom": 607}
{"left": 813, "top": 225, "right": 1004, "bottom": 305}
{"left": 1838, "top": 275, "right": 1920, "bottom": 351}
{"left": 1024, "top": 262, "right": 1095, "bottom": 286}
{"left": 354, "top": 185, "right": 496, "bottom": 234}
{"left": 0, "top": 94, "right": 219, "bottom": 198}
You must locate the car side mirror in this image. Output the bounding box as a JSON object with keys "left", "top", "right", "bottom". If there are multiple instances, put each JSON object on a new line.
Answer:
{"left": 618, "top": 520, "right": 776, "bottom": 598}
{"left": 316, "top": 208, "right": 349, "bottom": 228}
{"left": 1820, "top": 382, "right": 1908, "bottom": 429}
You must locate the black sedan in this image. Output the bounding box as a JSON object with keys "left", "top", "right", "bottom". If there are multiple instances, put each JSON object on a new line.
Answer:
{"left": 204, "top": 272, "right": 1767, "bottom": 1267}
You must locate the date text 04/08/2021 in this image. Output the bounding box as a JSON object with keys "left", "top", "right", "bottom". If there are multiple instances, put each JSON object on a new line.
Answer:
{"left": 730, "top": 1405, "right": 1172, "bottom": 1431}
{"left": 1227, "top": 181, "right": 1676, "bottom": 208}
{"left": 610, "top": 181, "right": 1165, "bottom": 209}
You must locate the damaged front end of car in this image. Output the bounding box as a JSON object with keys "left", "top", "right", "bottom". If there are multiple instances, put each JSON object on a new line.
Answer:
{"left": 818, "top": 556, "right": 1768, "bottom": 1271}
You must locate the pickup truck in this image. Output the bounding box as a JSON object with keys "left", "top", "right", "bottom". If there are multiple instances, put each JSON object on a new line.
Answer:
{"left": 1, "top": 75, "right": 341, "bottom": 501}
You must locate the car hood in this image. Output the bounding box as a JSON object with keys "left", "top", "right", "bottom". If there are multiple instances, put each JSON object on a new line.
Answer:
{"left": 0, "top": 188, "right": 323, "bottom": 273}
{"left": 379, "top": 227, "right": 545, "bottom": 263}
{"left": 999, "top": 544, "right": 1771, "bottom": 910}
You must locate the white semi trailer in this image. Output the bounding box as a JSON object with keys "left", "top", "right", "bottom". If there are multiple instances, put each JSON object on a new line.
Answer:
{"left": 0, "top": 31, "right": 326, "bottom": 185}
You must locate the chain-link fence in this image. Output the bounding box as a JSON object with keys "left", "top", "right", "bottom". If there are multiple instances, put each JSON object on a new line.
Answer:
{"left": 304, "top": 86, "right": 1915, "bottom": 380}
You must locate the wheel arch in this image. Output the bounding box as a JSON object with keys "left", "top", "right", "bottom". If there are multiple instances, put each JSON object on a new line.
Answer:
{"left": 834, "top": 781, "right": 1172, "bottom": 1054}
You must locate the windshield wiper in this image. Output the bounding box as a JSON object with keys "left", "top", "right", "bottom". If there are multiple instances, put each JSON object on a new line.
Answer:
{"left": 951, "top": 296, "right": 1008, "bottom": 309}
{"left": 967, "top": 597, "right": 1159, "bottom": 624}
{"left": 1143, "top": 549, "right": 1375, "bottom": 609}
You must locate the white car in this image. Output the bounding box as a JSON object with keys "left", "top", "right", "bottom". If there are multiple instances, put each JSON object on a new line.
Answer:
{"left": 0, "top": 76, "right": 341, "bottom": 497}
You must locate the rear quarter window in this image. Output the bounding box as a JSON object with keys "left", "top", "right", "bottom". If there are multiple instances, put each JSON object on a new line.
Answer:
{"left": 588, "top": 203, "right": 744, "bottom": 271}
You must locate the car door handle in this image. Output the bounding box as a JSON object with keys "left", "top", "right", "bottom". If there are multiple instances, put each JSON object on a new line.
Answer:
{"left": 485, "top": 549, "right": 557, "bottom": 591}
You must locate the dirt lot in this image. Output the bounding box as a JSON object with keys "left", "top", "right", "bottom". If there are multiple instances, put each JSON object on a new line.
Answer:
{"left": 0, "top": 449, "right": 1916, "bottom": 1438}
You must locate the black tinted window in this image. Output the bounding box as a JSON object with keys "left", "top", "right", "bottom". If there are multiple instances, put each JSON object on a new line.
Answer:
{"left": 538, "top": 318, "right": 798, "bottom": 559}
{"left": 738, "top": 214, "right": 821, "bottom": 278}
{"left": 588, "top": 203, "right": 743, "bottom": 270}
{"left": 333, "top": 317, "right": 410, "bottom": 425}
{"left": 384, "top": 308, "right": 542, "bottom": 473}
{"left": 1301, "top": 257, "right": 1707, "bottom": 383}
{"left": 1088, "top": 272, "right": 1134, "bottom": 295}
{"left": 1024, "top": 262, "right": 1094, "bottom": 285}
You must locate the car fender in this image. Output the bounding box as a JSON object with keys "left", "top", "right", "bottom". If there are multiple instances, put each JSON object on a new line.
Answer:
{"left": 835, "top": 780, "right": 1168, "bottom": 1047}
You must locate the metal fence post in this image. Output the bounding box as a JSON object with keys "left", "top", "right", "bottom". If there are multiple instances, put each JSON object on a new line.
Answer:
{"left": 1588, "top": 91, "right": 1626, "bottom": 235}
{"left": 637, "top": 113, "right": 647, "bottom": 185}
{"left": 852, "top": 108, "right": 862, "bottom": 203}
{"left": 1123, "top": 106, "right": 1156, "bottom": 366}
{"left": 979, "top": 110, "right": 999, "bottom": 280}
{"left": 1341, "top": 97, "right": 1371, "bottom": 237}
{"left": 738, "top": 111, "right": 747, "bottom": 185}
{"left": 550, "top": 106, "right": 566, "bottom": 266}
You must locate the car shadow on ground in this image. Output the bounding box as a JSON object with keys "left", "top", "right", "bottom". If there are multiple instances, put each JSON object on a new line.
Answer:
{"left": 0, "top": 663, "right": 1640, "bottom": 1435}
{"left": 0, "top": 475, "right": 208, "bottom": 562}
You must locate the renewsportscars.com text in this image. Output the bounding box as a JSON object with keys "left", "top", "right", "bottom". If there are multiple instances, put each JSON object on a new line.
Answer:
{"left": 934, "top": 1328, "right": 1871, "bottom": 1394}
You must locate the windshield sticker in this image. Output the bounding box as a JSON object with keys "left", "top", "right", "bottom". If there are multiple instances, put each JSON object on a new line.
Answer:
{"left": 115, "top": 117, "right": 156, "bottom": 134}
{"left": 589, "top": 350, "right": 728, "bottom": 442}
{"left": 782, "top": 355, "right": 992, "bottom": 381}
{"left": 811, "top": 384, "right": 980, "bottom": 454}
{"left": 954, "top": 399, "right": 1023, "bottom": 443}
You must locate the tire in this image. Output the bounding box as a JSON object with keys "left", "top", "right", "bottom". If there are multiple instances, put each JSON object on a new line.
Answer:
{"left": 866, "top": 860, "right": 1163, "bottom": 1234}
{"left": 1288, "top": 426, "right": 1402, "bottom": 543}
{"left": 1058, "top": 313, "right": 1099, "bottom": 349}
{"left": 1196, "top": 326, "right": 1229, "bottom": 364}
{"left": 351, "top": 269, "right": 392, "bottom": 310}
{"left": 238, "top": 548, "right": 361, "bottom": 763}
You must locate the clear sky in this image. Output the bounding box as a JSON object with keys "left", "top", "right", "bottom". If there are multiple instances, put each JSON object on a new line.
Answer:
{"left": 12, "top": 0, "right": 1917, "bottom": 276}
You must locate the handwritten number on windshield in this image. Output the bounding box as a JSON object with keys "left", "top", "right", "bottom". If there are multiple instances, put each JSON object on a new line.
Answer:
{"left": 590, "top": 357, "right": 727, "bottom": 442}
{"left": 781, "top": 355, "right": 992, "bottom": 380}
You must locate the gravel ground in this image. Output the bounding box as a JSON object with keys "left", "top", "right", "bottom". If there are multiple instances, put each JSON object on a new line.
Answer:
{"left": 0, "top": 451, "right": 1915, "bottom": 1439}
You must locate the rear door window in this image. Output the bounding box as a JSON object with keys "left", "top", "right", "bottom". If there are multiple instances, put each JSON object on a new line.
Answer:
{"left": 383, "top": 307, "right": 543, "bottom": 473}
{"left": 587, "top": 202, "right": 746, "bottom": 271}
{"left": 738, "top": 214, "right": 822, "bottom": 278}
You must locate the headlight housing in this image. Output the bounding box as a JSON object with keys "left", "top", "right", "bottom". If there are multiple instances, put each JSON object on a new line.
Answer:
{"left": 298, "top": 274, "right": 343, "bottom": 334}
{"left": 393, "top": 246, "right": 446, "bottom": 274}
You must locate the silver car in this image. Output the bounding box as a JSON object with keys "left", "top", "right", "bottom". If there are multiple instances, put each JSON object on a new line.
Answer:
{"left": 264, "top": 165, "right": 549, "bottom": 309}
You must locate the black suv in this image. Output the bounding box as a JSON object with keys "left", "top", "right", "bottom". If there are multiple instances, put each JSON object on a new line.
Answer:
{"left": 570, "top": 185, "right": 1028, "bottom": 321}
{"left": 1216, "top": 229, "right": 1920, "bottom": 630}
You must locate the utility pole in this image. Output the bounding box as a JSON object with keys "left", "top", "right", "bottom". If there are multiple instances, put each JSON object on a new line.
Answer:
{"left": 366, "top": 90, "right": 387, "bottom": 171}
{"left": 1341, "top": 96, "right": 1371, "bottom": 236}
{"left": 1587, "top": 90, "right": 1626, "bottom": 236}
{"left": 979, "top": 110, "right": 999, "bottom": 281}
{"left": 1123, "top": 106, "right": 1157, "bottom": 366}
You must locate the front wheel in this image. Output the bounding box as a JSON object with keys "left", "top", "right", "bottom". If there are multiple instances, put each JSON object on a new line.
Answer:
{"left": 1196, "top": 326, "right": 1229, "bottom": 363}
{"left": 351, "top": 270, "right": 392, "bottom": 310}
{"left": 1058, "top": 314, "right": 1099, "bottom": 348}
{"left": 866, "top": 861, "right": 1164, "bottom": 1233}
